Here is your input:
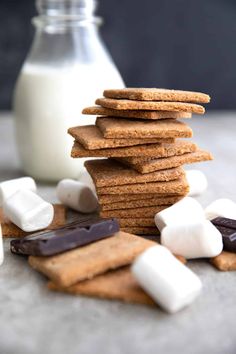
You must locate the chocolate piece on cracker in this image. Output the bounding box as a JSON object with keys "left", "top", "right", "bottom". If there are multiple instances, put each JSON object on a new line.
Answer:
{"left": 71, "top": 140, "right": 197, "bottom": 159}
{"left": 68, "top": 125, "right": 174, "bottom": 150}
{"left": 85, "top": 159, "right": 185, "bottom": 187}
{"left": 117, "top": 149, "right": 213, "bottom": 174}
{"left": 96, "top": 117, "right": 193, "bottom": 139}
{"left": 95, "top": 98, "right": 205, "bottom": 114}
{"left": 99, "top": 205, "right": 169, "bottom": 218}
{"left": 29, "top": 231, "right": 156, "bottom": 288}
{"left": 100, "top": 195, "right": 183, "bottom": 211}
{"left": 210, "top": 251, "right": 236, "bottom": 271}
{"left": 0, "top": 204, "right": 66, "bottom": 238}
{"left": 103, "top": 88, "right": 210, "bottom": 103}
{"left": 98, "top": 193, "right": 180, "bottom": 205}
{"left": 48, "top": 267, "right": 156, "bottom": 306}
{"left": 82, "top": 106, "right": 192, "bottom": 120}
{"left": 96, "top": 176, "right": 189, "bottom": 195}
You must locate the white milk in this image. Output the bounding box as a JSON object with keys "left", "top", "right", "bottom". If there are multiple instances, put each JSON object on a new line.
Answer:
{"left": 14, "top": 63, "right": 124, "bottom": 181}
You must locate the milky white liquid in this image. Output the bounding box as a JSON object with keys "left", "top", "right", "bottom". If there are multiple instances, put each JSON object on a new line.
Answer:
{"left": 14, "top": 63, "right": 124, "bottom": 181}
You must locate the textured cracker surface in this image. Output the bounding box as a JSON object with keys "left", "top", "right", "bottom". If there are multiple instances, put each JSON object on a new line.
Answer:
{"left": 96, "top": 117, "right": 193, "bottom": 139}
{"left": 99, "top": 205, "right": 169, "bottom": 218}
{"left": 68, "top": 125, "right": 173, "bottom": 149}
{"left": 0, "top": 204, "right": 66, "bottom": 238}
{"left": 82, "top": 106, "right": 192, "bottom": 119}
{"left": 98, "top": 193, "right": 180, "bottom": 204}
{"left": 95, "top": 98, "right": 205, "bottom": 114}
{"left": 210, "top": 251, "right": 236, "bottom": 271}
{"left": 121, "top": 227, "right": 160, "bottom": 235}
{"left": 103, "top": 88, "right": 210, "bottom": 103}
{"left": 85, "top": 159, "right": 184, "bottom": 187}
{"left": 117, "top": 149, "right": 213, "bottom": 173}
{"left": 71, "top": 140, "right": 197, "bottom": 158}
{"left": 118, "top": 218, "right": 156, "bottom": 227}
{"left": 28, "top": 231, "right": 155, "bottom": 288}
{"left": 48, "top": 267, "right": 155, "bottom": 306}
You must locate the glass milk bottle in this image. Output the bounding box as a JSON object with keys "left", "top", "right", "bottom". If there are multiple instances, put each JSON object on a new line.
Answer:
{"left": 13, "top": 0, "right": 124, "bottom": 182}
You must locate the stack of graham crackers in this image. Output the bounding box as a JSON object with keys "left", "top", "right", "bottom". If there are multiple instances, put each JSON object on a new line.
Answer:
{"left": 69, "top": 88, "right": 213, "bottom": 235}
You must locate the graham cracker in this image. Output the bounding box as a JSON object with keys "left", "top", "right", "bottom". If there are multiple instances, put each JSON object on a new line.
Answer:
{"left": 96, "top": 117, "right": 193, "bottom": 139}
{"left": 117, "top": 149, "right": 213, "bottom": 173}
{"left": 95, "top": 98, "right": 205, "bottom": 114}
{"left": 0, "top": 204, "right": 67, "bottom": 238}
{"left": 210, "top": 251, "right": 236, "bottom": 271}
{"left": 29, "top": 231, "right": 155, "bottom": 288}
{"left": 96, "top": 176, "right": 189, "bottom": 195}
{"left": 48, "top": 267, "right": 155, "bottom": 306}
{"left": 99, "top": 205, "right": 168, "bottom": 218}
{"left": 103, "top": 88, "right": 210, "bottom": 103}
{"left": 98, "top": 193, "right": 181, "bottom": 204}
{"left": 121, "top": 227, "right": 160, "bottom": 235}
{"left": 71, "top": 140, "right": 197, "bottom": 159}
{"left": 100, "top": 196, "right": 183, "bottom": 211}
{"left": 118, "top": 218, "right": 156, "bottom": 227}
{"left": 68, "top": 125, "right": 174, "bottom": 149}
{"left": 82, "top": 106, "right": 192, "bottom": 120}
{"left": 85, "top": 159, "right": 184, "bottom": 187}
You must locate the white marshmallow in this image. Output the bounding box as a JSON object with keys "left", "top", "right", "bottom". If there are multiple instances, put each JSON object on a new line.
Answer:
{"left": 3, "top": 189, "right": 54, "bottom": 232}
{"left": 78, "top": 171, "right": 96, "bottom": 194}
{"left": 132, "top": 245, "right": 202, "bottom": 313}
{"left": 154, "top": 197, "right": 205, "bottom": 232}
{"left": 0, "top": 177, "right": 37, "bottom": 207}
{"left": 56, "top": 179, "right": 98, "bottom": 213}
{"left": 205, "top": 198, "right": 236, "bottom": 220}
{"left": 186, "top": 170, "right": 208, "bottom": 197}
{"left": 0, "top": 225, "right": 4, "bottom": 266}
{"left": 161, "top": 220, "right": 223, "bottom": 259}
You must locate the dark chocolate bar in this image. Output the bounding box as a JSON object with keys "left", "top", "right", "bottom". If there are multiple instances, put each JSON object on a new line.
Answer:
{"left": 211, "top": 217, "right": 236, "bottom": 253}
{"left": 10, "top": 218, "right": 119, "bottom": 256}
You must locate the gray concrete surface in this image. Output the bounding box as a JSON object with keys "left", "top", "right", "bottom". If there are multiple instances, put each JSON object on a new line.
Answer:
{"left": 0, "top": 113, "right": 236, "bottom": 354}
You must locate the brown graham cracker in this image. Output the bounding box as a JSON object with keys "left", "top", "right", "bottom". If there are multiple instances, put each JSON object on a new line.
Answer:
{"left": 99, "top": 205, "right": 168, "bottom": 218}
{"left": 210, "top": 251, "right": 236, "bottom": 271}
{"left": 98, "top": 193, "right": 181, "bottom": 205}
{"left": 68, "top": 125, "right": 174, "bottom": 149}
{"left": 100, "top": 196, "right": 183, "bottom": 211}
{"left": 119, "top": 218, "right": 156, "bottom": 227}
{"left": 121, "top": 227, "right": 160, "bottom": 235}
{"left": 0, "top": 204, "right": 67, "bottom": 238}
{"left": 103, "top": 88, "right": 210, "bottom": 103}
{"left": 85, "top": 159, "right": 185, "bottom": 187}
{"left": 117, "top": 149, "right": 213, "bottom": 173}
{"left": 96, "top": 176, "right": 189, "bottom": 195}
{"left": 29, "top": 231, "right": 156, "bottom": 288}
{"left": 48, "top": 267, "right": 156, "bottom": 306}
{"left": 71, "top": 140, "right": 197, "bottom": 159}
{"left": 96, "top": 117, "right": 193, "bottom": 139}
{"left": 82, "top": 106, "right": 192, "bottom": 120}
{"left": 95, "top": 98, "right": 205, "bottom": 114}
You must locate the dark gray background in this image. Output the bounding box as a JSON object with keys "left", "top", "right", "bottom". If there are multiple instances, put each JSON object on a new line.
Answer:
{"left": 1, "top": 0, "right": 236, "bottom": 110}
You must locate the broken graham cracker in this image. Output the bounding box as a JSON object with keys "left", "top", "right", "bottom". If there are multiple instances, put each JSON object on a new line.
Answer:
{"left": 68, "top": 125, "right": 174, "bottom": 149}
{"left": 96, "top": 117, "right": 193, "bottom": 139}
{"left": 116, "top": 149, "right": 213, "bottom": 174}
{"left": 103, "top": 88, "right": 210, "bottom": 104}
{"left": 118, "top": 218, "right": 156, "bottom": 227}
{"left": 48, "top": 267, "right": 156, "bottom": 306}
{"left": 99, "top": 205, "right": 169, "bottom": 218}
{"left": 29, "top": 231, "right": 156, "bottom": 288}
{"left": 121, "top": 227, "right": 160, "bottom": 235}
{"left": 0, "top": 204, "right": 67, "bottom": 238}
{"left": 71, "top": 140, "right": 197, "bottom": 159}
{"left": 95, "top": 98, "right": 205, "bottom": 114}
{"left": 98, "top": 193, "right": 182, "bottom": 204}
{"left": 100, "top": 196, "right": 183, "bottom": 211}
{"left": 82, "top": 106, "right": 192, "bottom": 120}
{"left": 210, "top": 251, "right": 236, "bottom": 271}
{"left": 85, "top": 159, "right": 185, "bottom": 187}
{"left": 96, "top": 176, "right": 189, "bottom": 195}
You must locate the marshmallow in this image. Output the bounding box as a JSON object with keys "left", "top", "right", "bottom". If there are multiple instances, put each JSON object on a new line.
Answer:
{"left": 161, "top": 220, "right": 223, "bottom": 259}
{"left": 0, "top": 177, "right": 37, "bottom": 206}
{"left": 0, "top": 225, "right": 4, "bottom": 266}
{"left": 78, "top": 171, "right": 96, "bottom": 194}
{"left": 56, "top": 179, "right": 98, "bottom": 213}
{"left": 154, "top": 197, "right": 205, "bottom": 232}
{"left": 186, "top": 170, "right": 208, "bottom": 197}
{"left": 132, "top": 245, "right": 202, "bottom": 313}
{"left": 3, "top": 189, "right": 54, "bottom": 232}
{"left": 205, "top": 198, "right": 236, "bottom": 220}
